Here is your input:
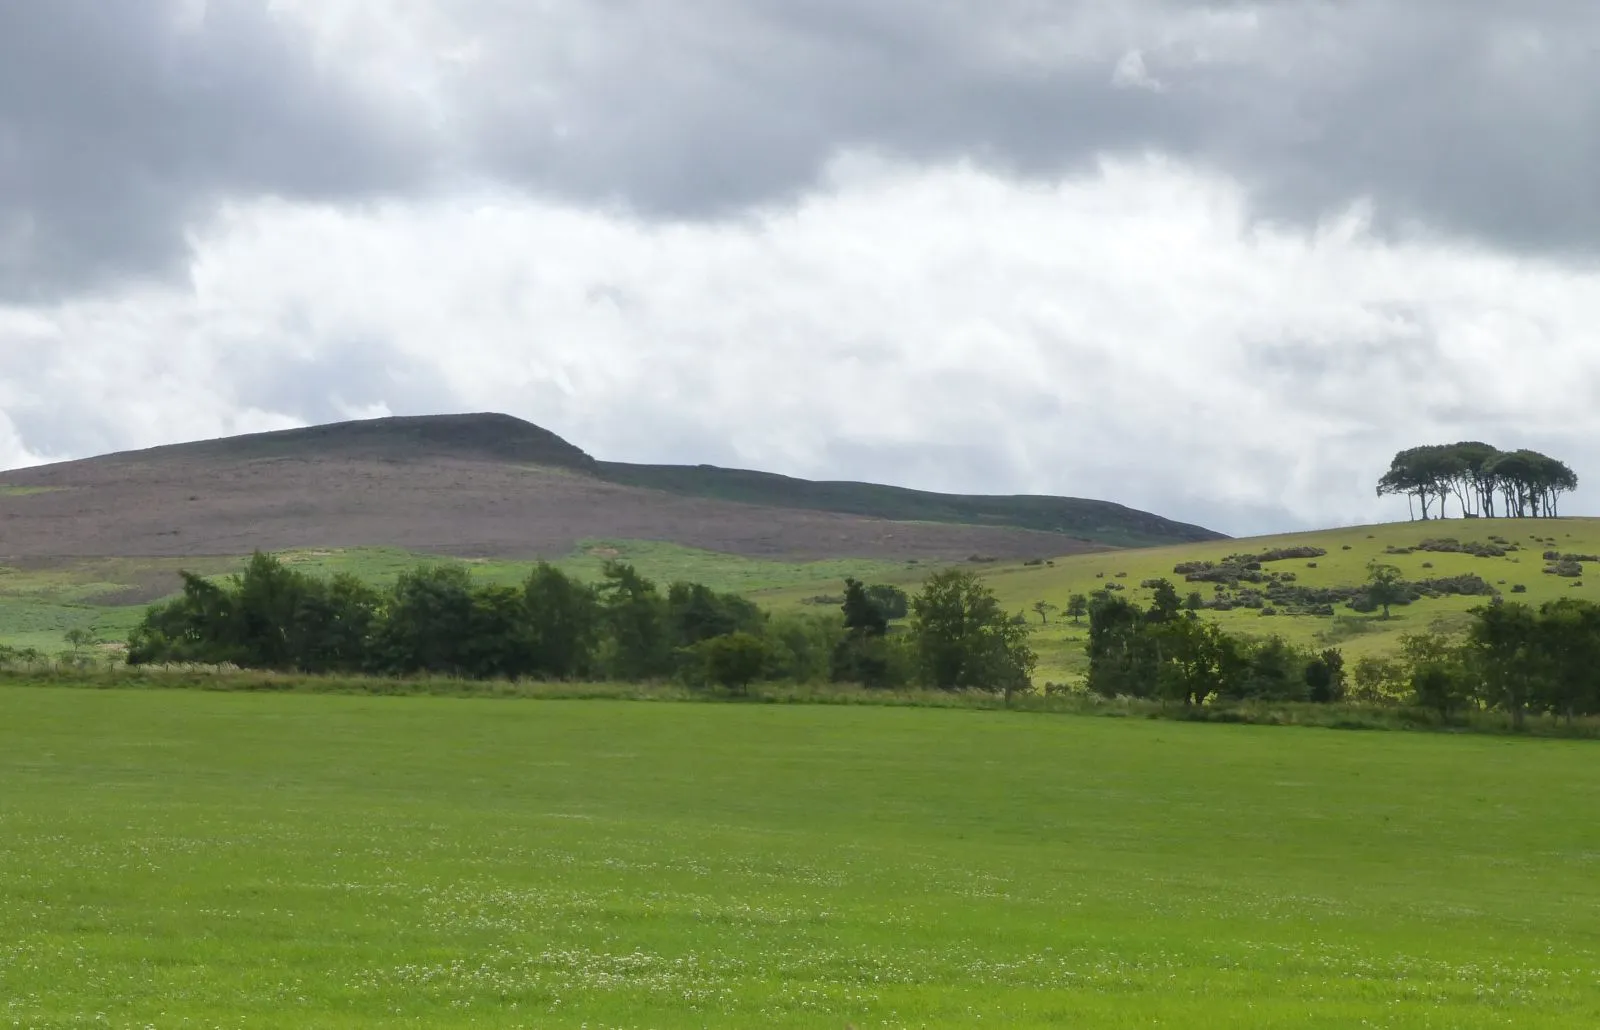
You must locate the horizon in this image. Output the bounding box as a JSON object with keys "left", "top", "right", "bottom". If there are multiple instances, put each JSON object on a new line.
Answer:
{"left": 4, "top": 409, "right": 1589, "bottom": 542}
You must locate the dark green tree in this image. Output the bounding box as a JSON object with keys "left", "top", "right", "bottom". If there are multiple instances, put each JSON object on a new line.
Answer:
{"left": 371, "top": 565, "right": 476, "bottom": 675}
{"left": 596, "top": 562, "right": 671, "bottom": 681}
{"left": 523, "top": 563, "right": 600, "bottom": 679}
{"left": 1065, "top": 593, "right": 1089, "bottom": 624}
{"left": 909, "top": 570, "right": 1036, "bottom": 696}
{"left": 866, "top": 584, "right": 910, "bottom": 621}
{"left": 832, "top": 578, "right": 892, "bottom": 687}
{"left": 1468, "top": 601, "right": 1539, "bottom": 729}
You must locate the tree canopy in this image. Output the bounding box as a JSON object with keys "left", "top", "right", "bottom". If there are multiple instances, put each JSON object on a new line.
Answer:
{"left": 1378, "top": 443, "right": 1576, "bottom": 520}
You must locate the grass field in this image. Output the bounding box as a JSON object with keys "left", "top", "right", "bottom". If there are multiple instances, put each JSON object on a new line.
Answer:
{"left": 1, "top": 686, "right": 1597, "bottom": 1027}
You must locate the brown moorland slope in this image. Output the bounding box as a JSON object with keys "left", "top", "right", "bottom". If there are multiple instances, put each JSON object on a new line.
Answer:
{"left": 0, "top": 415, "right": 1113, "bottom": 562}
{"left": 0, "top": 414, "right": 1175, "bottom": 563}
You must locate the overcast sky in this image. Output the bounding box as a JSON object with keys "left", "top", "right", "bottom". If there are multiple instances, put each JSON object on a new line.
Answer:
{"left": 3, "top": 1, "right": 1598, "bottom": 536}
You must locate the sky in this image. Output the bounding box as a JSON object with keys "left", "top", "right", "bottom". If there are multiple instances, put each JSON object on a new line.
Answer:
{"left": 3, "top": 1, "right": 1598, "bottom": 536}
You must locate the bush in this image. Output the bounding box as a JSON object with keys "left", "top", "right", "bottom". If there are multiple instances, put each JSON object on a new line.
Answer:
{"left": 1512, "top": 584, "right": 1528, "bottom": 593}
{"left": 692, "top": 632, "right": 769, "bottom": 695}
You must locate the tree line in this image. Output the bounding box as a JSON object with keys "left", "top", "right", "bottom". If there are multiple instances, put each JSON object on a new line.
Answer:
{"left": 124, "top": 553, "right": 1036, "bottom": 694}
{"left": 1377, "top": 442, "right": 1577, "bottom": 520}
{"left": 1084, "top": 578, "right": 1600, "bottom": 723}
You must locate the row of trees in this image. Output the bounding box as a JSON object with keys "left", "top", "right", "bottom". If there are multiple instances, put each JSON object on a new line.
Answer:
{"left": 1085, "top": 581, "right": 1345, "bottom": 704}
{"left": 125, "top": 554, "right": 1037, "bottom": 695}
{"left": 1377, "top": 443, "right": 1577, "bottom": 520}
{"left": 1084, "top": 578, "right": 1600, "bottom": 723}
{"left": 1397, "top": 598, "right": 1600, "bottom": 726}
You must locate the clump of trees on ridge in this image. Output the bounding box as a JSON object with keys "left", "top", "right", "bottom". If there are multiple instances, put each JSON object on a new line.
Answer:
{"left": 122, "top": 553, "right": 1036, "bottom": 695}
{"left": 1378, "top": 442, "right": 1577, "bottom": 520}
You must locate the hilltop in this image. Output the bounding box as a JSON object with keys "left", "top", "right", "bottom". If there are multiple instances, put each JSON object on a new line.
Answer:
{"left": 0, "top": 413, "right": 1218, "bottom": 562}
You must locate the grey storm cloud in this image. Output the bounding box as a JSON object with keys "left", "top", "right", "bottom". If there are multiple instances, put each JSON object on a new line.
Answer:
{"left": 438, "top": 0, "right": 1600, "bottom": 249}
{"left": 4, "top": 0, "right": 1600, "bottom": 303}
{"left": 0, "top": 0, "right": 427, "bottom": 301}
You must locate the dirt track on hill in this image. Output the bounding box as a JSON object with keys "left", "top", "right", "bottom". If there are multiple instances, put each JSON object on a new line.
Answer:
{"left": 0, "top": 454, "right": 1106, "bottom": 563}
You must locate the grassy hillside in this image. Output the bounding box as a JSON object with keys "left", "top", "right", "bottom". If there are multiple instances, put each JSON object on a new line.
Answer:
{"left": 980, "top": 517, "right": 1600, "bottom": 683}
{"left": 2, "top": 687, "right": 1595, "bottom": 1027}
{"left": 599, "top": 461, "right": 1223, "bottom": 548}
{"left": 7, "top": 520, "right": 1594, "bottom": 680}
{"left": 744, "top": 517, "right": 1600, "bottom": 683}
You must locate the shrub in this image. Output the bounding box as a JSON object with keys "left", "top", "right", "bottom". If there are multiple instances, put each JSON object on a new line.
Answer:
{"left": 1511, "top": 584, "right": 1528, "bottom": 594}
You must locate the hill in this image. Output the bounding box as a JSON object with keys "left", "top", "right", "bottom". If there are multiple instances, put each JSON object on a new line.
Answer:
{"left": 599, "top": 462, "right": 1219, "bottom": 548}
{"left": 0, "top": 413, "right": 1216, "bottom": 561}
{"left": 875, "top": 516, "right": 1600, "bottom": 683}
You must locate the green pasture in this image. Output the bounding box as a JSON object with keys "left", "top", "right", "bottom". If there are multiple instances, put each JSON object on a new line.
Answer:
{"left": 0, "top": 687, "right": 1595, "bottom": 1026}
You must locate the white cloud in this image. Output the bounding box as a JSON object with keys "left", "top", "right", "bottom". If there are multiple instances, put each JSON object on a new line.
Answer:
{"left": 4, "top": 154, "right": 1600, "bottom": 536}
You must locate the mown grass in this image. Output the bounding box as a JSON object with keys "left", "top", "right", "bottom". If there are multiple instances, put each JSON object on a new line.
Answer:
{"left": 0, "top": 685, "right": 1596, "bottom": 1027}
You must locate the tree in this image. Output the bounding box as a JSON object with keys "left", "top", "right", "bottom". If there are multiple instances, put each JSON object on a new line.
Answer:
{"left": 524, "top": 563, "right": 600, "bottom": 679}
{"left": 1154, "top": 616, "right": 1239, "bottom": 707}
{"left": 596, "top": 562, "right": 671, "bottom": 680}
{"left": 1365, "top": 562, "right": 1406, "bottom": 620}
{"left": 371, "top": 565, "right": 476, "bottom": 675}
{"left": 462, "top": 584, "right": 539, "bottom": 680}
{"left": 696, "top": 632, "right": 769, "bottom": 695}
{"left": 1379, "top": 442, "right": 1577, "bottom": 520}
{"left": 841, "top": 578, "right": 889, "bottom": 636}
{"left": 1304, "top": 648, "right": 1345, "bottom": 703}
{"left": 1468, "top": 600, "right": 1539, "bottom": 729}
{"left": 1146, "top": 579, "right": 1182, "bottom": 623}
{"left": 63, "top": 627, "right": 100, "bottom": 651}
{"left": 1411, "top": 663, "right": 1470, "bottom": 721}
{"left": 833, "top": 578, "right": 893, "bottom": 687}
{"left": 1031, "top": 600, "right": 1058, "bottom": 625}
{"left": 1065, "top": 593, "right": 1089, "bottom": 624}
{"left": 1349, "top": 654, "right": 1405, "bottom": 703}
{"left": 866, "top": 584, "right": 910, "bottom": 621}
{"left": 1531, "top": 599, "right": 1600, "bottom": 724}
{"left": 909, "top": 570, "right": 1036, "bottom": 696}
{"left": 1085, "top": 592, "right": 1156, "bottom": 698}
